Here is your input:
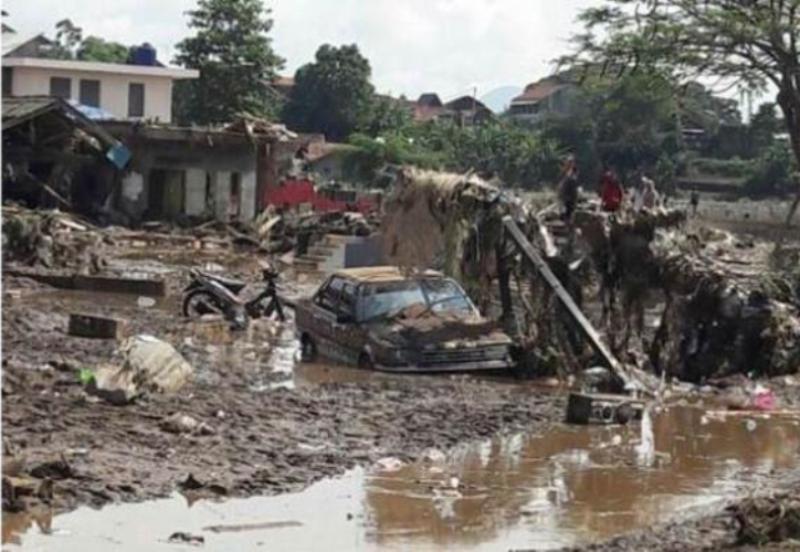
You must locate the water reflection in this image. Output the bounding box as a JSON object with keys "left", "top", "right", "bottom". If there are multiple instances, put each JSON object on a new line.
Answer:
{"left": 5, "top": 406, "right": 798, "bottom": 551}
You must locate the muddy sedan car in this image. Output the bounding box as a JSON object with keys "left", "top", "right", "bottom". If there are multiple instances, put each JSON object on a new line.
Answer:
{"left": 295, "top": 266, "right": 514, "bottom": 372}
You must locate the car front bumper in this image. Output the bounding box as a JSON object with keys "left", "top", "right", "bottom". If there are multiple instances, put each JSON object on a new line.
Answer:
{"left": 374, "top": 358, "right": 512, "bottom": 373}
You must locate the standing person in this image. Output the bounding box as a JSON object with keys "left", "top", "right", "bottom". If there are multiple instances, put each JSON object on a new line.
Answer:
{"left": 599, "top": 165, "right": 624, "bottom": 213}
{"left": 641, "top": 176, "right": 658, "bottom": 210}
{"left": 635, "top": 175, "right": 658, "bottom": 211}
{"left": 558, "top": 155, "right": 580, "bottom": 221}
{"left": 690, "top": 189, "right": 700, "bottom": 217}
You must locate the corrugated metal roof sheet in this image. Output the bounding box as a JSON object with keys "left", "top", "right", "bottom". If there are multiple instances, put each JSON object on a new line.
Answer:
{"left": 1, "top": 96, "right": 60, "bottom": 126}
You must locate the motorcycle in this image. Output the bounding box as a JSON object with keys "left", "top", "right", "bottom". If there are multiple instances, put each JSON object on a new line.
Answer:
{"left": 182, "top": 263, "right": 286, "bottom": 328}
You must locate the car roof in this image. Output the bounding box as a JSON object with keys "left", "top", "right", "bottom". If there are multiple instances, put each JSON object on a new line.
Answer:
{"left": 331, "top": 266, "right": 443, "bottom": 283}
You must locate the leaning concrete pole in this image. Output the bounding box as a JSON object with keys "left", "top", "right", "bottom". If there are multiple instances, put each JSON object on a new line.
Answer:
{"left": 502, "top": 215, "right": 646, "bottom": 393}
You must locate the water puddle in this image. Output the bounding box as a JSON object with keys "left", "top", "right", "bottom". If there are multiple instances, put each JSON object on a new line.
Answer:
{"left": 5, "top": 406, "right": 799, "bottom": 551}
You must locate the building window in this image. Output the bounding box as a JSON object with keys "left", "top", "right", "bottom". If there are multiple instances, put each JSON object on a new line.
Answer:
{"left": 128, "top": 83, "right": 144, "bottom": 117}
{"left": 49, "top": 77, "right": 71, "bottom": 99}
{"left": 79, "top": 79, "right": 100, "bottom": 107}
{"left": 2, "top": 67, "right": 12, "bottom": 96}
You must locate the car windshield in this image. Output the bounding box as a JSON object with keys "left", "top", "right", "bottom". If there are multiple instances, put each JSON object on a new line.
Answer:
{"left": 360, "top": 278, "right": 473, "bottom": 321}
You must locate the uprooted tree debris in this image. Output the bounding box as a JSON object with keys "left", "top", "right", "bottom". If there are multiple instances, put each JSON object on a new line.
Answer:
{"left": 382, "top": 167, "right": 800, "bottom": 388}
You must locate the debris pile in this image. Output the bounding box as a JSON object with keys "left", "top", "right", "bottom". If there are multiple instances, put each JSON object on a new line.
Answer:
{"left": 2, "top": 206, "right": 108, "bottom": 274}
{"left": 732, "top": 493, "right": 800, "bottom": 546}
{"left": 253, "top": 208, "right": 376, "bottom": 255}
{"left": 382, "top": 167, "right": 800, "bottom": 383}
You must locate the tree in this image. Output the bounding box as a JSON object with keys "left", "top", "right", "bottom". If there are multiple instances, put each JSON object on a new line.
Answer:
{"left": 750, "top": 102, "right": 782, "bottom": 154}
{"left": 365, "top": 95, "right": 412, "bottom": 137}
{"left": 77, "top": 37, "right": 128, "bottom": 63}
{"left": 43, "top": 18, "right": 82, "bottom": 59}
{"left": 563, "top": 0, "right": 800, "bottom": 226}
{"left": 283, "top": 44, "right": 375, "bottom": 141}
{"left": 173, "top": 0, "right": 285, "bottom": 125}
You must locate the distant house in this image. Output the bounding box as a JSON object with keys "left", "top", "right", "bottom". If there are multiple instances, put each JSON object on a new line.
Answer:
{"left": 413, "top": 93, "right": 447, "bottom": 122}
{"left": 508, "top": 75, "right": 579, "bottom": 125}
{"left": 444, "top": 95, "right": 493, "bottom": 126}
{"left": 2, "top": 30, "right": 198, "bottom": 123}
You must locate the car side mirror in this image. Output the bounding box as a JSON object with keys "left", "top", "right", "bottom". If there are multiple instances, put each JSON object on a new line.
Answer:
{"left": 336, "top": 313, "right": 354, "bottom": 324}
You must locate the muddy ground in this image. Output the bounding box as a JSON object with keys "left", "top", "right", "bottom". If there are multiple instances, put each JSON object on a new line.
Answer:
{"left": 1, "top": 274, "right": 562, "bottom": 515}
{"left": 567, "top": 476, "right": 800, "bottom": 551}
{"left": 3, "top": 216, "right": 800, "bottom": 551}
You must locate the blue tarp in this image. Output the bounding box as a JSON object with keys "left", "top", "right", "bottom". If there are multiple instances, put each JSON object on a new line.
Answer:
{"left": 68, "top": 100, "right": 115, "bottom": 121}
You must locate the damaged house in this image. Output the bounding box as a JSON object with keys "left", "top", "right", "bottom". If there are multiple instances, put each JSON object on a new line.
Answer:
{"left": 100, "top": 118, "right": 297, "bottom": 224}
{"left": 2, "top": 96, "right": 130, "bottom": 218}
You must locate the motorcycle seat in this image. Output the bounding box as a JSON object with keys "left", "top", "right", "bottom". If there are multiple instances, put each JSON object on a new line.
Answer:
{"left": 197, "top": 271, "right": 247, "bottom": 293}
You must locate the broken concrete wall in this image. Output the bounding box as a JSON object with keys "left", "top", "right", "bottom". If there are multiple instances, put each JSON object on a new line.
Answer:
{"left": 111, "top": 138, "right": 258, "bottom": 224}
{"left": 184, "top": 168, "right": 207, "bottom": 217}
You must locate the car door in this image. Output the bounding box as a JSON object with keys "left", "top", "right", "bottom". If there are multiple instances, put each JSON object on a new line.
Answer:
{"left": 309, "top": 276, "right": 353, "bottom": 364}
{"left": 331, "top": 281, "right": 367, "bottom": 364}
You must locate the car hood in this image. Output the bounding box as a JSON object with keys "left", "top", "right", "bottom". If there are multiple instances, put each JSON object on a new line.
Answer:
{"left": 366, "top": 310, "right": 512, "bottom": 349}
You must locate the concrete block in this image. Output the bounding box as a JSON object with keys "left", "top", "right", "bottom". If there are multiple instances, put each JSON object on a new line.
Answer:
{"left": 69, "top": 314, "right": 128, "bottom": 339}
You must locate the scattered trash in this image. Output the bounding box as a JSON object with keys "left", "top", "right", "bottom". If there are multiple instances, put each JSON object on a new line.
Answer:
{"left": 203, "top": 521, "right": 303, "bottom": 533}
{"left": 137, "top": 296, "right": 156, "bottom": 308}
{"left": 422, "top": 448, "right": 446, "bottom": 464}
{"left": 745, "top": 419, "right": 758, "bottom": 432}
{"left": 167, "top": 532, "right": 205, "bottom": 546}
{"left": 160, "top": 413, "right": 215, "bottom": 436}
{"left": 374, "top": 457, "right": 405, "bottom": 472}
{"left": 86, "top": 335, "right": 194, "bottom": 405}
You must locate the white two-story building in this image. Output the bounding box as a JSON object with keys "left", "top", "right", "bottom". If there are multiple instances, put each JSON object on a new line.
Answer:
{"left": 2, "top": 31, "right": 198, "bottom": 123}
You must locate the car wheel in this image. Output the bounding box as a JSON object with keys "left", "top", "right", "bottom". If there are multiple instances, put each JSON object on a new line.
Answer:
{"left": 300, "top": 335, "right": 317, "bottom": 362}
{"left": 358, "top": 352, "right": 375, "bottom": 370}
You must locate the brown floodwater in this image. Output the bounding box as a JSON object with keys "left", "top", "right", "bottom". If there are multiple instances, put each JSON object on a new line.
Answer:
{"left": 4, "top": 405, "right": 799, "bottom": 551}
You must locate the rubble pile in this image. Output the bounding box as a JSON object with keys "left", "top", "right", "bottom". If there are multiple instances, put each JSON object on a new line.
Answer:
{"left": 382, "top": 168, "right": 800, "bottom": 382}
{"left": 733, "top": 493, "right": 800, "bottom": 546}
{"left": 2, "top": 205, "right": 109, "bottom": 274}
{"left": 253, "top": 208, "right": 376, "bottom": 255}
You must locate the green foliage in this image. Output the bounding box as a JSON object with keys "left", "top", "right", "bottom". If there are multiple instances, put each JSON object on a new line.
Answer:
{"left": 365, "top": 96, "right": 412, "bottom": 137}
{"left": 77, "top": 36, "right": 128, "bottom": 63}
{"left": 345, "top": 121, "right": 562, "bottom": 188}
{"left": 655, "top": 154, "right": 677, "bottom": 194}
{"left": 49, "top": 18, "right": 82, "bottom": 59}
{"left": 173, "top": 0, "right": 285, "bottom": 125}
{"left": 562, "top": 0, "right": 800, "bottom": 220}
{"left": 539, "top": 72, "right": 679, "bottom": 184}
{"left": 283, "top": 44, "right": 375, "bottom": 141}
{"left": 690, "top": 157, "right": 755, "bottom": 179}
{"left": 744, "top": 143, "right": 798, "bottom": 198}
{"left": 344, "top": 132, "right": 441, "bottom": 183}
{"left": 749, "top": 103, "right": 782, "bottom": 154}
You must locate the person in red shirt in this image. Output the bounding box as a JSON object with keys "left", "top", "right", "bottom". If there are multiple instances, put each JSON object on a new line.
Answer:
{"left": 599, "top": 166, "right": 623, "bottom": 212}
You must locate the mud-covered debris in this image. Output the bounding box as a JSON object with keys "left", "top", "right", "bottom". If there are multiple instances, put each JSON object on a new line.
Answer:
{"left": 178, "top": 474, "right": 228, "bottom": 496}
{"left": 30, "top": 457, "right": 73, "bottom": 480}
{"left": 2, "top": 476, "right": 34, "bottom": 512}
{"left": 168, "top": 532, "right": 205, "bottom": 546}
{"left": 732, "top": 493, "right": 800, "bottom": 545}
{"left": 160, "top": 413, "right": 215, "bottom": 436}
{"left": 374, "top": 457, "right": 405, "bottom": 472}
{"left": 2, "top": 206, "right": 107, "bottom": 274}
{"left": 86, "top": 336, "right": 194, "bottom": 405}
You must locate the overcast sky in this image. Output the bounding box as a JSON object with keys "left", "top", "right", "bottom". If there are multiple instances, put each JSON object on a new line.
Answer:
{"left": 3, "top": 0, "right": 598, "bottom": 100}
